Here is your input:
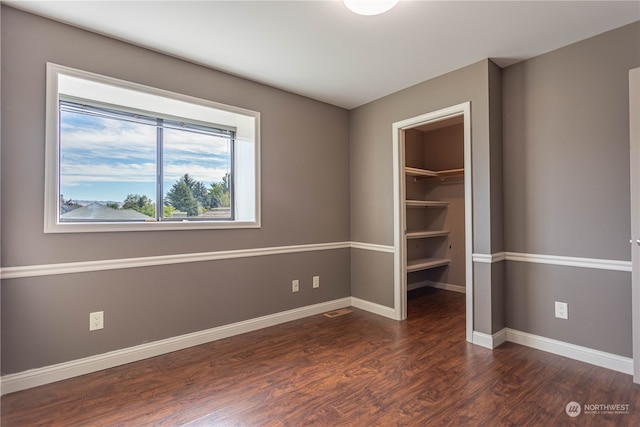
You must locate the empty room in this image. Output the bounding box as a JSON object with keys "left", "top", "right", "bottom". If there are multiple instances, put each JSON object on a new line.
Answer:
{"left": 1, "top": 1, "right": 639, "bottom": 425}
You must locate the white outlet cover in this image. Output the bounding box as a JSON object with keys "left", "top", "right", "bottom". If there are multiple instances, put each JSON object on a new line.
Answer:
{"left": 313, "top": 276, "right": 320, "bottom": 288}
{"left": 555, "top": 302, "right": 568, "bottom": 319}
{"left": 90, "top": 311, "right": 104, "bottom": 331}
{"left": 292, "top": 280, "right": 300, "bottom": 292}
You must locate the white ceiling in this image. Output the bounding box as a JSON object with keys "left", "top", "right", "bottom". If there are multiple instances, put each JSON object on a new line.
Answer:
{"left": 5, "top": 1, "right": 640, "bottom": 109}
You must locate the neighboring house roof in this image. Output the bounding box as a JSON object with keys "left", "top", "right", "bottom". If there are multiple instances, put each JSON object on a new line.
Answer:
{"left": 60, "top": 203, "right": 152, "bottom": 220}
{"left": 197, "top": 207, "right": 231, "bottom": 219}
{"left": 60, "top": 203, "right": 81, "bottom": 215}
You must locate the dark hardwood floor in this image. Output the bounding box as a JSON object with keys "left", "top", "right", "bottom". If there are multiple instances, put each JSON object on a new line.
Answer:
{"left": 2, "top": 287, "right": 639, "bottom": 426}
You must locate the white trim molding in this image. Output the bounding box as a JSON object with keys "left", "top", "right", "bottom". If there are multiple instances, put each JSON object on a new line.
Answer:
{"left": 504, "top": 328, "right": 633, "bottom": 375}
{"left": 630, "top": 66, "right": 640, "bottom": 384}
{"left": 472, "top": 251, "right": 631, "bottom": 272}
{"left": 1, "top": 241, "right": 395, "bottom": 280}
{"left": 472, "top": 329, "right": 507, "bottom": 349}
{"left": 1, "top": 297, "right": 352, "bottom": 396}
{"left": 472, "top": 252, "right": 506, "bottom": 263}
{"left": 350, "top": 297, "right": 396, "bottom": 319}
{"left": 473, "top": 328, "right": 632, "bottom": 374}
{"left": 350, "top": 241, "right": 395, "bottom": 253}
{"left": 504, "top": 252, "right": 631, "bottom": 272}
{"left": 392, "top": 102, "right": 474, "bottom": 340}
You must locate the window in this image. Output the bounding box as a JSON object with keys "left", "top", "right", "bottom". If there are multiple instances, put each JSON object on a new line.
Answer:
{"left": 59, "top": 101, "right": 235, "bottom": 222}
{"left": 45, "top": 63, "right": 260, "bottom": 233}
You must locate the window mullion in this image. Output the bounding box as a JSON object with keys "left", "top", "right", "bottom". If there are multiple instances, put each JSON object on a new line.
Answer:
{"left": 156, "top": 119, "right": 164, "bottom": 221}
{"left": 230, "top": 134, "right": 236, "bottom": 220}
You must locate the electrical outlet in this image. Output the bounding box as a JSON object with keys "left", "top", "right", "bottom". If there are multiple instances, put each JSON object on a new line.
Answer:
{"left": 90, "top": 311, "right": 104, "bottom": 331}
{"left": 292, "top": 280, "right": 300, "bottom": 293}
{"left": 313, "top": 276, "right": 320, "bottom": 288}
{"left": 555, "top": 302, "right": 568, "bottom": 320}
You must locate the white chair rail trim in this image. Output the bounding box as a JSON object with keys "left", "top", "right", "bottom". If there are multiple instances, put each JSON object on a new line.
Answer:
{"left": 1, "top": 241, "right": 397, "bottom": 279}
{"left": 472, "top": 251, "right": 631, "bottom": 272}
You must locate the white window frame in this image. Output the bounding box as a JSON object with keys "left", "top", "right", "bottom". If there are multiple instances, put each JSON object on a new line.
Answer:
{"left": 44, "top": 63, "right": 260, "bottom": 233}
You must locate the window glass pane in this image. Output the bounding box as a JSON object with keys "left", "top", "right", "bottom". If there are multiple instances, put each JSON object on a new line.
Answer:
{"left": 59, "top": 106, "right": 157, "bottom": 222}
{"left": 163, "top": 127, "right": 232, "bottom": 220}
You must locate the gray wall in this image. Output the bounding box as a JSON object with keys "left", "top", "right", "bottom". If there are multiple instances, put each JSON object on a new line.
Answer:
{"left": 488, "top": 60, "right": 506, "bottom": 333}
{"left": 349, "top": 59, "right": 503, "bottom": 335}
{"left": 350, "top": 60, "right": 494, "bottom": 250}
{"left": 348, "top": 20, "right": 640, "bottom": 345}
{"left": 502, "top": 21, "right": 640, "bottom": 356}
{"left": 2, "top": 249, "right": 350, "bottom": 373}
{"left": 0, "top": 7, "right": 351, "bottom": 374}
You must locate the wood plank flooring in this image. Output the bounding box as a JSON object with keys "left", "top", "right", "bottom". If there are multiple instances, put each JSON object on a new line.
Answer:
{"left": 2, "top": 287, "right": 639, "bottom": 426}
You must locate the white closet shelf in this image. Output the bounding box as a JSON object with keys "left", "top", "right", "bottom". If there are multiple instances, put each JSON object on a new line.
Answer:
{"left": 406, "top": 257, "right": 451, "bottom": 272}
{"left": 405, "top": 200, "right": 449, "bottom": 208}
{"left": 405, "top": 167, "right": 464, "bottom": 180}
{"left": 406, "top": 230, "right": 450, "bottom": 239}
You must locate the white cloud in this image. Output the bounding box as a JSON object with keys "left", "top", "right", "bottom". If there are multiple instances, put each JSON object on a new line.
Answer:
{"left": 164, "top": 163, "right": 229, "bottom": 184}
{"left": 164, "top": 130, "right": 231, "bottom": 156}
{"left": 61, "top": 118, "right": 157, "bottom": 155}
{"left": 61, "top": 162, "right": 156, "bottom": 186}
{"left": 60, "top": 114, "right": 231, "bottom": 190}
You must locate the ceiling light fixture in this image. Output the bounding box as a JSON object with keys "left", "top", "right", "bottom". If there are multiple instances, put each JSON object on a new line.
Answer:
{"left": 343, "top": 0, "right": 399, "bottom": 16}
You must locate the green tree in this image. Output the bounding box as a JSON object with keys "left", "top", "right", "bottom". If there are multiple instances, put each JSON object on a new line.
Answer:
{"left": 208, "top": 183, "right": 224, "bottom": 208}
{"left": 165, "top": 173, "right": 229, "bottom": 216}
{"left": 209, "top": 173, "right": 231, "bottom": 208}
{"left": 165, "top": 180, "right": 198, "bottom": 216}
{"left": 192, "top": 181, "right": 210, "bottom": 208}
{"left": 121, "top": 194, "right": 154, "bottom": 217}
{"left": 181, "top": 174, "right": 197, "bottom": 191}
{"left": 122, "top": 194, "right": 148, "bottom": 210}
{"left": 163, "top": 205, "right": 175, "bottom": 218}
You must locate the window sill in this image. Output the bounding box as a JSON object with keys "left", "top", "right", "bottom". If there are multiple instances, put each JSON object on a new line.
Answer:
{"left": 44, "top": 220, "right": 261, "bottom": 234}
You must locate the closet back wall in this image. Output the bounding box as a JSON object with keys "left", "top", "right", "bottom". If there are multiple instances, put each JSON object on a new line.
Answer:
{"left": 1, "top": 6, "right": 351, "bottom": 374}
{"left": 422, "top": 124, "right": 465, "bottom": 289}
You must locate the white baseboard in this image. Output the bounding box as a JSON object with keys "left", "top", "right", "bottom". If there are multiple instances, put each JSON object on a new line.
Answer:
{"left": 3, "top": 301, "right": 633, "bottom": 395}
{"left": 350, "top": 297, "right": 396, "bottom": 319}
{"left": 1, "top": 297, "right": 352, "bottom": 396}
{"left": 473, "top": 328, "right": 632, "bottom": 374}
{"left": 472, "top": 329, "right": 507, "bottom": 349}
{"left": 408, "top": 280, "right": 465, "bottom": 293}
{"left": 504, "top": 328, "right": 633, "bottom": 375}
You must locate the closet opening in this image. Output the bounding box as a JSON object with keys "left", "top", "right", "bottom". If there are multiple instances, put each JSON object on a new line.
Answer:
{"left": 405, "top": 117, "right": 465, "bottom": 292}
{"left": 392, "top": 102, "right": 473, "bottom": 341}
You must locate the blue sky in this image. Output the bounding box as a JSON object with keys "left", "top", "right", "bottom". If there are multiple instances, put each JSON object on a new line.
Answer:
{"left": 60, "top": 110, "right": 230, "bottom": 204}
